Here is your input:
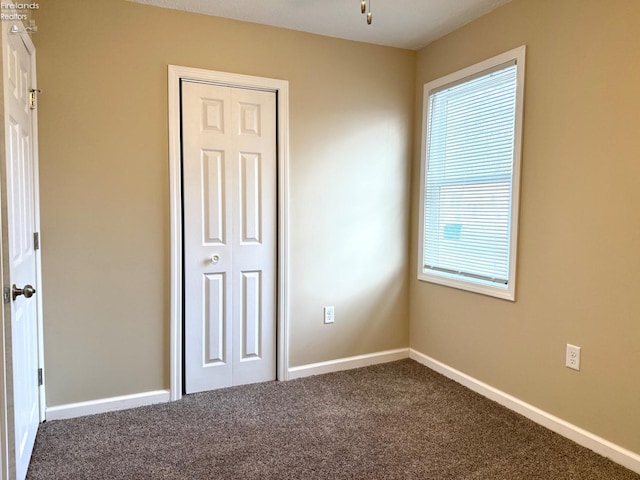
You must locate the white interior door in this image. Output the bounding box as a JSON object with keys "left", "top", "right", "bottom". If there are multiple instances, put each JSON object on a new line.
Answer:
{"left": 182, "top": 81, "right": 276, "bottom": 394}
{"left": 2, "top": 23, "right": 41, "bottom": 480}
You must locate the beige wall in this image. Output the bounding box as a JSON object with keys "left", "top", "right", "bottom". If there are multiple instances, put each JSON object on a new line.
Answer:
{"left": 410, "top": 0, "right": 640, "bottom": 454}
{"left": 34, "top": 0, "right": 414, "bottom": 406}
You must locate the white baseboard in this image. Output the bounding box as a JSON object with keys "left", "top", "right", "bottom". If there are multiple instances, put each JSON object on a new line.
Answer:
{"left": 288, "top": 348, "right": 409, "bottom": 380}
{"left": 45, "top": 390, "right": 171, "bottom": 421}
{"left": 409, "top": 349, "right": 640, "bottom": 475}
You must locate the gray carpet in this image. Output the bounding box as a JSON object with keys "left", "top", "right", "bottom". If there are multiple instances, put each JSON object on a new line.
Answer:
{"left": 27, "top": 360, "right": 639, "bottom": 479}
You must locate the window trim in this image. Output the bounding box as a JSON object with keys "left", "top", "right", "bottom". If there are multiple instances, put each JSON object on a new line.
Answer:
{"left": 417, "top": 46, "right": 526, "bottom": 301}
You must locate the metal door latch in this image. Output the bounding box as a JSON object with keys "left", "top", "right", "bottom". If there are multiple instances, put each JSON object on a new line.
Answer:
{"left": 29, "top": 88, "right": 41, "bottom": 110}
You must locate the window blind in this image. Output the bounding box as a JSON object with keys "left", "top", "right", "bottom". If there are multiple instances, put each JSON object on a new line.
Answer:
{"left": 423, "top": 63, "right": 517, "bottom": 286}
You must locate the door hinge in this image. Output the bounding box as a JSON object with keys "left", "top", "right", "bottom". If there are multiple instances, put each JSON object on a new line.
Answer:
{"left": 29, "top": 88, "right": 40, "bottom": 110}
{"left": 37, "top": 368, "right": 43, "bottom": 386}
{"left": 34, "top": 232, "right": 39, "bottom": 250}
{"left": 2, "top": 287, "right": 9, "bottom": 304}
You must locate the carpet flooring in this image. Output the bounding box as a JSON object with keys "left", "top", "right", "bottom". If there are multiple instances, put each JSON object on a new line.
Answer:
{"left": 27, "top": 359, "right": 639, "bottom": 479}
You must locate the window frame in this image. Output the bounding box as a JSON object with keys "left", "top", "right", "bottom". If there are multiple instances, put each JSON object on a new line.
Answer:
{"left": 417, "top": 46, "right": 526, "bottom": 301}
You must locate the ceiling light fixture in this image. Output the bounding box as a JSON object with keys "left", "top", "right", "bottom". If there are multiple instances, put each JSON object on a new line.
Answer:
{"left": 360, "top": 0, "right": 372, "bottom": 25}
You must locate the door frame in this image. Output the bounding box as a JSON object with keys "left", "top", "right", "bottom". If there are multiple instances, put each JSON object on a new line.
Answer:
{"left": 167, "top": 65, "right": 290, "bottom": 401}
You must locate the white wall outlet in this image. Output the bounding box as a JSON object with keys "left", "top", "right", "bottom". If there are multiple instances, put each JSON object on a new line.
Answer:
{"left": 324, "top": 306, "right": 335, "bottom": 324}
{"left": 566, "top": 344, "right": 581, "bottom": 371}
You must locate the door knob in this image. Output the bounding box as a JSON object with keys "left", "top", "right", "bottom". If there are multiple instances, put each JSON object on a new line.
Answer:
{"left": 12, "top": 284, "right": 36, "bottom": 301}
{"left": 210, "top": 254, "right": 220, "bottom": 264}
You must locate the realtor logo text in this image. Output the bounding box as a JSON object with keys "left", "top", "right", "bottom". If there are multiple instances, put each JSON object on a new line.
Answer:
{"left": 1, "top": 3, "right": 39, "bottom": 9}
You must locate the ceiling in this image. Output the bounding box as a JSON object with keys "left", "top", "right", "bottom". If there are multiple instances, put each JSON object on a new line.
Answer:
{"left": 128, "top": 0, "right": 512, "bottom": 50}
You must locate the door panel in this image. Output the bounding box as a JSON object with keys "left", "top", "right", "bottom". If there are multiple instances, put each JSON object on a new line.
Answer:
{"left": 229, "top": 87, "right": 276, "bottom": 388}
{"left": 238, "top": 102, "right": 261, "bottom": 136}
{"left": 202, "top": 150, "right": 226, "bottom": 245}
{"left": 240, "top": 270, "right": 261, "bottom": 360}
{"left": 203, "top": 273, "right": 226, "bottom": 365}
{"left": 183, "top": 82, "right": 276, "bottom": 394}
{"left": 239, "top": 152, "right": 262, "bottom": 244}
{"left": 3, "top": 24, "right": 40, "bottom": 480}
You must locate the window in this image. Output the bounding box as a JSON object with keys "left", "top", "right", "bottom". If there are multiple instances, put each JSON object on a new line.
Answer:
{"left": 418, "top": 46, "right": 526, "bottom": 301}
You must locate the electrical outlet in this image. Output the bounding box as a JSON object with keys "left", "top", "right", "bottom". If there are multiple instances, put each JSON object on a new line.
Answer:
{"left": 566, "top": 344, "right": 581, "bottom": 371}
{"left": 324, "top": 306, "right": 334, "bottom": 324}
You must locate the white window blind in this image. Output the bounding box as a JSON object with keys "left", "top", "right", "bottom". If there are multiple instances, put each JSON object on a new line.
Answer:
{"left": 419, "top": 47, "right": 525, "bottom": 300}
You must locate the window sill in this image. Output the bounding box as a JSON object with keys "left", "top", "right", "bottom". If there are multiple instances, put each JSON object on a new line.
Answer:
{"left": 417, "top": 270, "right": 515, "bottom": 301}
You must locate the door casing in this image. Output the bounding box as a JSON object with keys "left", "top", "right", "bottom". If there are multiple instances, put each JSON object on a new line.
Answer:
{"left": 167, "top": 65, "right": 290, "bottom": 401}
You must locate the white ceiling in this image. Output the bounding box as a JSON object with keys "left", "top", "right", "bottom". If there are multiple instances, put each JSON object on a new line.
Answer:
{"left": 128, "top": 0, "right": 512, "bottom": 50}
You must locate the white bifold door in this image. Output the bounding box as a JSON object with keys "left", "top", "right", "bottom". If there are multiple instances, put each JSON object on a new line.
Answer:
{"left": 182, "top": 81, "right": 276, "bottom": 394}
